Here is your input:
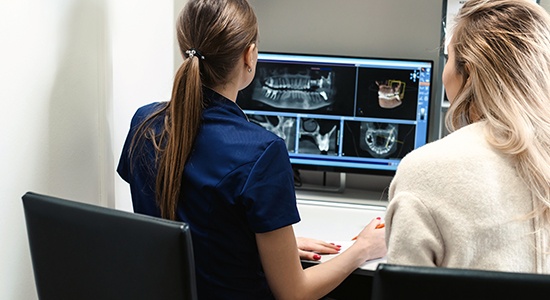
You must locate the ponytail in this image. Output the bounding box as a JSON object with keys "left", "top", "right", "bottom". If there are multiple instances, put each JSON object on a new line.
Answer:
{"left": 157, "top": 55, "right": 204, "bottom": 220}
{"left": 136, "top": 0, "right": 259, "bottom": 220}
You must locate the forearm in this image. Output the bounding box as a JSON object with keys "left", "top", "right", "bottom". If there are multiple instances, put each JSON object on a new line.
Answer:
{"left": 257, "top": 220, "right": 385, "bottom": 300}
{"left": 300, "top": 243, "right": 372, "bottom": 299}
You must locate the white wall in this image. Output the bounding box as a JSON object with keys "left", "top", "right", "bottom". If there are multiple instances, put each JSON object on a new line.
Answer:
{"left": 111, "top": 1, "right": 175, "bottom": 212}
{"left": 0, "top": 0, "right": 175, "bottom": 299}
{"left": 1, "top": 1, "right": 109, "bottom": 298}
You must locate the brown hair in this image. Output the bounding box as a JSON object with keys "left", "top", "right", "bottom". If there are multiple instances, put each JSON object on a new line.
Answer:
{"left": 132, "top": 0, "right": 258, "bottom": 220}
{"left": 447, "top": 0, "right": 550, "bottom": 226}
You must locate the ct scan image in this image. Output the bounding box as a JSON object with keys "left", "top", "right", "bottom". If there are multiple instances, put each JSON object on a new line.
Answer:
{"left": 297, "top": 118, "right": 340, "bottom": 155}
{"left": 341, "top": 120, "right": 415, "bottom": 159}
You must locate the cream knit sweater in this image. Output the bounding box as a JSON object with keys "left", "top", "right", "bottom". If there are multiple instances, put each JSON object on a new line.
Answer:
{"left": 386, "top": 121, "right": 549, "bottom": 273}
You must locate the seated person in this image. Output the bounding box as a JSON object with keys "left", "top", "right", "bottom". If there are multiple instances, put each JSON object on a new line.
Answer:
{"left": 118, "top": 0, "right": 387, "bottom": 299}
{"left": 385, "top": 0, "right": 550, "bottom": 273}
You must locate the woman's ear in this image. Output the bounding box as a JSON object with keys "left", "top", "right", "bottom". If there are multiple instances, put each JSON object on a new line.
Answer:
{"left": 244, "top": 43, "right": 257, "bottom": 70}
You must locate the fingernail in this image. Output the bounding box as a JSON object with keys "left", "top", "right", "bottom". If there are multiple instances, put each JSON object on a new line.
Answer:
{"left": 313, "top": 254, "right": 321, "bottom": 260}
{"left": 336, "top": 245, "right": 342, "bottom": 248}
{"left": 376, "top": 217, "right": 381, "bottom": 220}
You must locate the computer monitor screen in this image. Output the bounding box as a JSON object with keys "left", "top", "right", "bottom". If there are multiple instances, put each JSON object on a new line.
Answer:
{"left": 237, "top": 52, "right": 432, "bottom": 175}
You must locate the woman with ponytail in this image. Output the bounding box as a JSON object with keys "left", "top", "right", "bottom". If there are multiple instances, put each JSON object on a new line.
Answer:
{"left": 118, "top": 0, "right": 386, "bottom": 298}
{"left": 385, "top": 0, "right": 550, "bottom": 274}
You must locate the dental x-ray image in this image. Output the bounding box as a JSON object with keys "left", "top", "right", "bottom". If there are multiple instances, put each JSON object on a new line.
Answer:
{"left": 253, "top": 66, "right": 334, "bottom": 110}
{"left": 298, "top": 118, "right": 339, "bottom": 155}
{"left": 237, "top": 61, "right": 357, "bottom": 116}
{"left": 247, "top": 114, "right": 297, "bottom": 152}
{"left": 356, "top": 67, "right": 420, "bottom": 120}
{"left": 360, "top": 122, "right": 398, "bottom": 158}
{"left": 342, "top": 120, "right": 415, "bottom": 159}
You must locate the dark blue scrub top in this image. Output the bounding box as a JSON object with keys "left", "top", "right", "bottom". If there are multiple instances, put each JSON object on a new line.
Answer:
{"left": 117, "top": 89, "right": 300, "bottom": 299}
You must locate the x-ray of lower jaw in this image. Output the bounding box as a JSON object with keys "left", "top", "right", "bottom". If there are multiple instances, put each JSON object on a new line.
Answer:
{"left": 360, "top": 122, "right": 398, "bottom": 158}
{"left": 250, "top": 66, "right": 336, "bottom": 110}
{"left": 248, "top": 115, "right": 297, "bottom": 152}
{"left": 299, "top": 118, "right": 338, "bottom": 155}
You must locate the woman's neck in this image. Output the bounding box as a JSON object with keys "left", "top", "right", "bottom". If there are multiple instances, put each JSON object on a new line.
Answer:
{"left": 210, "top": 86, "right": 238, "bottom": 102}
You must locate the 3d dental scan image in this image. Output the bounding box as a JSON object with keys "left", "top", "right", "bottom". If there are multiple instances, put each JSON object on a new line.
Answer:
{"left": 356, "top": 67, "right": 425, "bottom": 121}
{"left": 375, "top": 80, "right": 406, "bottom": 109}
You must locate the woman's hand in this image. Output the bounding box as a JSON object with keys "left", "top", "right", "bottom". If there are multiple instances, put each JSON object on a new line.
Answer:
{"left": 351, "top": 217, "right": 387, "bottom": 261}
{"left": 296, "top": 237, "right": 341, "bottom": 261}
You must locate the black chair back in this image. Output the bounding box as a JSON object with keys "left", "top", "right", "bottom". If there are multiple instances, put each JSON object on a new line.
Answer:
{"left": 22, "top": 191, "right": 198, "bottom": 300}
{"left": 371, "top": 263, "right": 550, "bottom": 300}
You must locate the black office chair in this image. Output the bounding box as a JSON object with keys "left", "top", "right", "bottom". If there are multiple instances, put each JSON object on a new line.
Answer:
{"left": 371, "top": 263, "right": 550, "bottom": 300}
{"left": 22, "top": 191, "right": 198, "bottom": 300}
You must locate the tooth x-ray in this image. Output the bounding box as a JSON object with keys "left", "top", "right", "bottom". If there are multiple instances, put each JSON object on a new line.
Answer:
{"left": 298, "top": 118, "right": 339, "bottom": 155}
{"left": 248, "top": 114, "right": 297, "bottom": 152}
{"left": 250, "top": 65, "right": 336, "bottom": 110}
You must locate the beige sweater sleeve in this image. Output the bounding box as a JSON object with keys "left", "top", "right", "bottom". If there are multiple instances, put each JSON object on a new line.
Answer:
{"left": 385, "top": 191, "right": 443, "bottom": 267}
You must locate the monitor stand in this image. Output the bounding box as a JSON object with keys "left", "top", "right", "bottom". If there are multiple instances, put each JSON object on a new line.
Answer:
{"left": 296, "top": 172, "right": 346, "bottom": 193}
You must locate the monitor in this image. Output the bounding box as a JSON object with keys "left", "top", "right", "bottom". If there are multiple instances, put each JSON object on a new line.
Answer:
{"left": 237, "top": 52, "right": 433, "bottom": 176}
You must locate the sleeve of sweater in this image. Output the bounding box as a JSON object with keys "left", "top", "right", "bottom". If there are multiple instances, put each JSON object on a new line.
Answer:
{"left": 385, "top": 190, "right": 444, "bottom": 267}
{"left": 383, "top": 129, "right": 460, "bottom": 267}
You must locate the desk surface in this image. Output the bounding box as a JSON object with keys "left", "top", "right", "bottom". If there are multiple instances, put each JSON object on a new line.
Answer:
{"left": 294, "top": 188, "right": 387, "bottom": 278}
{"left": 294, "top": 199, "right": 386, "bottom": 242}
{"left": 296, "top": 187, "right": 389, "bottom": 206}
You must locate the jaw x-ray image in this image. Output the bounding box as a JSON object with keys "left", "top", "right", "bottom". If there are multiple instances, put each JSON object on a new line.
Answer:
{"left": 298, "top": 118, "right": 339, "bottom": 155}
{"left": 250, "top": 65, "right": 336, "bottom": 111}
{"left": 341, "top": 120, "right": 415, "bottom": 160}
{"left": 248, "top": 114, "right": 297, "bottom": 152}
{"left": 359, "top": 122, "right": 398, "bottom": 158}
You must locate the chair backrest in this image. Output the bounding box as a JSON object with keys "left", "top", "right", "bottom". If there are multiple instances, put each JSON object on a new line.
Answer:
{"left": 22, "top": 191, "right": 198, "bottom": 300}
{"left": 371, "top": 263, "right": 550, "bottom": 300}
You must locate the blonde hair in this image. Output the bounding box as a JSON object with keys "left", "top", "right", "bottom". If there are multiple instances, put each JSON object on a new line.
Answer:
{"left": 132, "top": 0, "right": 258, "bottom": 220}
{"left": 446, "top": 0, "right": 550, "bottom": 225}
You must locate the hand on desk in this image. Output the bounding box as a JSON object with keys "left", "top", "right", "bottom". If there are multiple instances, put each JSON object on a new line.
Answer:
{"left": 351, "top": 218, "right": 387, "bottom": 260}
{"left": 296, "top": 218, "right": 386, "bottom": 263}
{"left": 296, "top": 237, "right": 341, "bottom": 261}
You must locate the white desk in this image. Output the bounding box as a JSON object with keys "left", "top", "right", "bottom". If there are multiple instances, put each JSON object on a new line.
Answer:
{"left": 294, "top": 188, "right": 387, "bottom": 241}
{"left": 294, "top": 188, "right": 388, "bottom": 273}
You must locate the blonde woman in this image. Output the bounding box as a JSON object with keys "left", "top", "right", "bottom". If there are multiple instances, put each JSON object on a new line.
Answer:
{"left": 385, "top": 0, "right": 550, "bottom": 273}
